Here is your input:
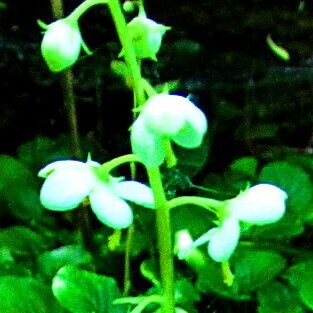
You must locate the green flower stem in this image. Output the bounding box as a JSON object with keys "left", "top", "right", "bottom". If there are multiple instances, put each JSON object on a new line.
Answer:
{"left": 108, "top": 0, "right": 146, "bottom": 107}
{"left": 70, "top": 0, "right": 108, "bottom": 21}
{"left": 168, "top": 196, "right": 225, "bottom": 213}
{"left": 101, "top": 154, "right": 141, "bottom": 172}
{"left": 147, "top": 167, "right": 175, "bottom": 313}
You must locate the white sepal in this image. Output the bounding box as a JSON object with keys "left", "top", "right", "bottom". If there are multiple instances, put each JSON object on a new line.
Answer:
{"left": 142, "top": 94, "right": 188, "bottom": 136}
{"left": 230, "top": 184, "right": 287, "bottom": 225}
{"left": 40, "top": 167, "right": 94, "bottom": 211}
{"left": 89, "top": 185, "right": 133, "bottom": 229}
{"left": 114, "top": 181, "right": 155, "bottom": 209}
{"left": 208, "top": 217, "right": 240, "bottom": 262}
{"left": 130, "top": 115, "right": 166, "bottom": 167}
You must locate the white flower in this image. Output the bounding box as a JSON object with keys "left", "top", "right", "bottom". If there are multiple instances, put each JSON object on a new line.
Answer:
{"left": 38, "top": 160, "right": 154, "bottom": 229}
{"left": 120, "top": 16, "right": 170, "bottom": 61}
{"left": 228, "top": 184, "right": 287, "bottom": 225}
{"left": 131, "top": 94, "right": 208, "bottom": 167}
{"left": 41, "top": 19, "right": 82, "bottom": 72}
{"left": 181, "top": 184, "right": 287, "bottom": 262}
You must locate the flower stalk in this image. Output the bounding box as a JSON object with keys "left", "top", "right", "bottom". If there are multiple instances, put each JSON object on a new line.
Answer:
{"left": 147, "top": 167, "right": 175, "bottom": 313}
{"left": 108, "top": 0, "right": 145, "bottom": 107}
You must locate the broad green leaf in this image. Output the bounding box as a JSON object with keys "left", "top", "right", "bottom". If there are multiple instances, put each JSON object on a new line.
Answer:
{"left": 174, "top": 278, "right": 200, "bottom": 304}
{"left": 257, "top": 281, "right": 304, "bottom": 313}
{"left": 284, "top": 260, "right": 313, "bottom": 289}
{"left": 38, "top": 245, "right": 93, "bottom": 278}
{"left": 231, "top": 249, "right": 287, "bottom": 294}
{"left": 52, "top": 265, "right": 126, "bottom": 313}
{"left": 0, "top": 226, "right": 49, "bottom": 257}
{"left": 196, "top": 249, "right": 286, "bottom": 300}
{"left": 171, "top": 205, "right": 214, "bottom": 239}
{"left": 299, "top": 276, "right": 313, "bottom": 310}
{"left": 243, "top": 214, "right": 304, "bottom": 239}
{"left": 284, "top": 260, "right": 313, "bottom": 309}
{"left": 0, "top": 276, "right": 63, "bottom": 313}
{"left": 17, "top": 135, "right": 71, "bottom": 171}
{"left": 174, "top": 135, "right": 210, "bottom": 177}
{"left": 196, "top": 256, "right": 251, "bottom": 301}
{"left": 285, "top": 155, "right": 313, "bottom": 174}
{"left": 259, "top": 161, "right": 313, "bottom": 221}
{"left": 229, "top": 157, "right": 258, "bottom": 178}
{"left": 0, "top": 155, "right": 43, "bottom": 221}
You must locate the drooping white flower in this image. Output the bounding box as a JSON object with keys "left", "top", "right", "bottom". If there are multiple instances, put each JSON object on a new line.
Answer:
{"left": 120, "top": 16, "right": 170, "bottom": 61}
{"left": 180, "top": 184, "right": 287, "bottom": 262}
{"left": 41, "top": 18, "right": 82, "bottom": 72}
{"left": 229, "top": 184, "right": 287, "bottom": 225}
{"left": 38, "top": 160, "right": 154, "bottom": 229}
{"left": 131, "top": 94, "right": 208, "bottom": 167}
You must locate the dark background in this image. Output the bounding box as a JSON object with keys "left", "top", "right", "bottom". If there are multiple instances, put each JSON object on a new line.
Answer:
{"left": 0, "top": 0, "right": 312, "bottom": 169}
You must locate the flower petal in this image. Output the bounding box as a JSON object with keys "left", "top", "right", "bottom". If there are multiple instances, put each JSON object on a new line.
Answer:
{"left": 89, "top": 185, "right": 133, "bottom": 229}
{"left": 208, "top": 217, "right": 240, "bottom": 262}
{"left": 38, "top": 160, "right": 100, "bottom": 178}
{"left": 38, "top": 160, "right": 85, "bottom": 178}
{"left": 171, "top": 102, "right": 207, "bottom": 148}
{"left": 142, "top": 94, "right": 188, "bottom": 136}
{"left": 40, "top": 167, "right": 94, "bottom": 211}
{"left": 114, "top": 181, "right": 155, "bottom": 209}
{"left": 230, "top": 184, "right": 287, "bottom": 225}
{"left": 131, "top": 115, "right": 166, "bottom": 167}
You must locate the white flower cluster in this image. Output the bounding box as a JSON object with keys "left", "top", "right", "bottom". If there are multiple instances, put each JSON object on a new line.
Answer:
{"left": 131, "top": 94, "right": 208, "bottom": 167}
{"left": 38, "top": 160, "right": 154, "bottom": 229}
{"left": 179, "top": 184, "right": 288, "bottom": 262}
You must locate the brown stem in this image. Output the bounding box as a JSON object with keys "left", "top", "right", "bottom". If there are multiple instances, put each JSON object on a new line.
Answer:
{"left": 50, "top": 0, "right": 93, "bottom": 251}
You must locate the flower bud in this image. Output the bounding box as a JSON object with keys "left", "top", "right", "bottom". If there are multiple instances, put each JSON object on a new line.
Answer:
{"left": 122, "top": 16, "right": 170, "bottom": 60}
{"left": 123, "top": 1, "right": 135, "bottom": 13}
{"left": 41, "top": 19, "right": 82, "bottom": 72}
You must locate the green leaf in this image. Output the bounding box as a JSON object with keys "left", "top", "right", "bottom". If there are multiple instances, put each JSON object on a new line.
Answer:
{"left": 52, "top": 265, "right": 126, "bottom": 313}
{"left": 243, "top": 214, "right": 304, "bottom": 239}
{"left": 0, "top": 155, "right": 43, "bottom": 221}
{"left": 284, "top": 260, "right": 313, "bottom": 309}
{"left": 38, "top": 245, "right": 93, "bottom": 278}
{"left": 196, "top": 249, "right": 286, "bottom": 300}
{"left": 174, "top": 279, "right": 200, "bottom": 304}
{"left": 229, "top": 156, "right": 258, "bottom": 178}
{"left": 196, "top": 257, "right": 251, "bottom": 301}
{"left": 284, "top": 260, "right": 313, "bottom": 288}
{"left": 0, "top": 276, "right": 63, "bottom": 313}
{"left": 171, "top": 205, "right": 214, "bottom": 239}
{"left": 17, "top": 135, "right": 72, "bottom": 171}
{"left": 174, "top": 135, "right": 210, "bottom": 177}
{"left": 0, "top": 226, "right": 49, "bottom": 257}
{"left": 285, "top": 155, "right": 313, "bottom": 174}
{"left": 259, "top": 161, "right": 313, "bottom": 221}
{"left": 257, "top": 281, "right": 304, "bottom": 313}
{"left": 231, "top": 249, "right": 287, "bottom": 294}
